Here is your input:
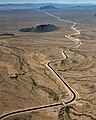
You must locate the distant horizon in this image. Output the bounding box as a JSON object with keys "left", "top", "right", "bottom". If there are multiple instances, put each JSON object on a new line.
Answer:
{"left": 0, "top": 2, "right": 96, "bottom": 5}
{"left": 0, "top": 0, "right": 96, "bottom": 4}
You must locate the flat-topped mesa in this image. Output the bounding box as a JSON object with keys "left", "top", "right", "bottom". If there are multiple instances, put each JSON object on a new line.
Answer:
{"left": 19, "top": 24, "right": 58, "bottom": 33}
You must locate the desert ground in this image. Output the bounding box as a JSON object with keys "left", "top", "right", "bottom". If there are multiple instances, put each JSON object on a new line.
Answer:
{"left": 0, "top": 6, "right": 96, "bottom": 120}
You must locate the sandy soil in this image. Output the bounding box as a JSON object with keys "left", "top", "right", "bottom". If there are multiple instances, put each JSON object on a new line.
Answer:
{"left": 0, "top": 7, "right": 96, "bottom": 120}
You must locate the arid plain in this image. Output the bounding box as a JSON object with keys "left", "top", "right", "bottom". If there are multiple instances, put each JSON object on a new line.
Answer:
{"left": 0, "top": 5, "right": 96, "bottom": 120}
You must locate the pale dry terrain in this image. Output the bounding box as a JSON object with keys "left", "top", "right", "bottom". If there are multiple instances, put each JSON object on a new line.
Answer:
{"left": 49, "top": 7, "right": 96, "bottom": 120}
{"left": 0, "top": 7, "right": 96, "bottom": 120}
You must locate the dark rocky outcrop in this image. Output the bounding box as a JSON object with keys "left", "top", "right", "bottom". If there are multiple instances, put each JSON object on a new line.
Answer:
{"left": 39, "top": 5, "right": 57, "bottom": 10}
{"left": 34, "top": 24, "right": 58, "bottom": 32}
{"left": 0, "top": 33, "right": 15, "bottom": 37}
{"left": 19, "top": 27, "right": 34, "bottom": 32}
{"left": 19, "top": 24, "right": 58, "bottom": 33}
{"left": 94, "top": 13, "right": 96, "bottom": 17}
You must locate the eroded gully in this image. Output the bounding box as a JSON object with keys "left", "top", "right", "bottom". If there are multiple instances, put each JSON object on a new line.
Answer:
{"left": 0, "top": 10, "right": 82, "bottom": 120}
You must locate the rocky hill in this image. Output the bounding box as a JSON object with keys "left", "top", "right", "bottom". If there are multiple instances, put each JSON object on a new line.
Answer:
{"left": 19, "top": 24, "right": 58, "bottom": 33}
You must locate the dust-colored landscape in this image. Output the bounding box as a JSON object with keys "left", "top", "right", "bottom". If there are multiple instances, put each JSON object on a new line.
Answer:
{"left": 0, "top": 4, "right": 96, "bottom": 120}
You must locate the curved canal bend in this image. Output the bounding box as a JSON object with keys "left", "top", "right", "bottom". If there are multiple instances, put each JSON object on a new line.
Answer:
{"left": 0, "top": 10, "right": 82, "bottom": 120}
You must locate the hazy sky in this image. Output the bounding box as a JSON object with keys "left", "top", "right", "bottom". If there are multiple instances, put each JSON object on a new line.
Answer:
{"left": 0, "top": 0, "right": 96, "bottom": 4}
